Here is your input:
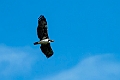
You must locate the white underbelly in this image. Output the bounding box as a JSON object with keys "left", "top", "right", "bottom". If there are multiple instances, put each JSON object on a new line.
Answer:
{"left": 39, "top": 39, "right": 49, "bottom": 44}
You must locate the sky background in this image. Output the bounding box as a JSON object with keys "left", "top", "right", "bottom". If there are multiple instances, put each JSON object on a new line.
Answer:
{"left": 0, "top": 0, "right": 120, "bottom": 80}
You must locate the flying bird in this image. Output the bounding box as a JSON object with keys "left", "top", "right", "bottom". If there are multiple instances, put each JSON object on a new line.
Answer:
{"left": 34, "top": 15, "right": 54, "bottom": 58}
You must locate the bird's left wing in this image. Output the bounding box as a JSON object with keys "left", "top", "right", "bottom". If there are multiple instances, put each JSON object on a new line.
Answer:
{"left": 40, "top": 43, "right": 53, "bottom": 58}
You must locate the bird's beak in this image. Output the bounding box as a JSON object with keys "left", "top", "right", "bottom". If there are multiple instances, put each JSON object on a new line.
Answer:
{"left": 51, "top": 40, "right": 54, "bottom": 42}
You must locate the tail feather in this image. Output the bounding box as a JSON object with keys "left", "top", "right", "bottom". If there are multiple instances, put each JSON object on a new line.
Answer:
{"left": 34, "top": 42, "right": 39, "bottom": 45}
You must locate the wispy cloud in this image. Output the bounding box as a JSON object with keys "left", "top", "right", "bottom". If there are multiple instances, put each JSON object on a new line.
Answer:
{"left": 1, "top": 45, "right": 120, "bottom": 80}
{"left": 0, "top": 45, "right": 40, "bottom": 80}
{"left": 40, "top": 54, "right": 120, "bottom": 80}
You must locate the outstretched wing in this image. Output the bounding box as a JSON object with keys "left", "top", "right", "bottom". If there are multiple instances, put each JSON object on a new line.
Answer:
{"left": 37, "top": 15, "right": 49, "bottom": 40}
{"left": 40, "top": 43, "right": 53, "bottom": 58}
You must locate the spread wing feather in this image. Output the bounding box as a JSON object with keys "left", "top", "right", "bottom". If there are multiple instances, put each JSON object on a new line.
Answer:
{"left": 36, "top": 15, "right": 53, "bottom": 58}
{"left": 37, "top": 15, "right": 49, "bottom": 40}
{"left": 40, "top": 43, "right": 53, "bottom": 58}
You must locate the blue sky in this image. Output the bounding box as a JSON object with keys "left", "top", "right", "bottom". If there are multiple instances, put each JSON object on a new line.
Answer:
{"left": 0, "top": 0, "right": 120, "bottom": 80}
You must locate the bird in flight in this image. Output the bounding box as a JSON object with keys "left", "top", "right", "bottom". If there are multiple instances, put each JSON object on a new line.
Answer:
{"left": 34, "top": 15, "right": 54, "bottom": 58}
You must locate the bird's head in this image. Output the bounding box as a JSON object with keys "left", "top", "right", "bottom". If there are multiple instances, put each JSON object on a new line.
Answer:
{"left": 48, "top": 40, "right": 54, "bottom": 43}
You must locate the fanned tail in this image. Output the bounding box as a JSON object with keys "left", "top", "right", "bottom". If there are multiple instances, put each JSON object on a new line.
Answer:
{"left": 34, "top": 42, "right": 39, "bottom": 45}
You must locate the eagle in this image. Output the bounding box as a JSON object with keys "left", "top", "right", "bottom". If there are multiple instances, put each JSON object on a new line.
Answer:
{"left": 34, "top": 15, "right": 54, "bottom": 58}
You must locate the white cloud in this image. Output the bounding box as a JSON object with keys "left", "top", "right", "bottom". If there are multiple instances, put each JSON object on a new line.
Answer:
{"left": 0, "top": 45, "right": 40, "bottom": 79}
{"left": 40, "top": 54, "right": 120, "bottom": 80}
{"left": 1, "top": 45, "right": 120, "bottom": 80}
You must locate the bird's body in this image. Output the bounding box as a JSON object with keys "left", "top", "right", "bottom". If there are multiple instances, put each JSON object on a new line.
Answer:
{"left": 39, "top": 39, "right": 50, "bottom": 44}
{"left": 34, "top": 39, "right": 54, "bottom": 45}
{"left": 34, "top": 15, "right": 54, "bottom": 58}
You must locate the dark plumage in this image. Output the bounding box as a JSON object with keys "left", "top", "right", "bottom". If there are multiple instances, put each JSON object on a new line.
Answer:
{"left": 34, "top": 15, "right": 54, "bottom": 58}
{"left": 37, "top": 15, "right": 48, "bottom": 40}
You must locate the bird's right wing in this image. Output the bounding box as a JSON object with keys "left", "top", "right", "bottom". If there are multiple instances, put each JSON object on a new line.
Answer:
{"left": 37, "top": 15, "right": 49, "bottom": 40}
{"left": 40, "top": 43, "right": 53, "bottom": 58}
